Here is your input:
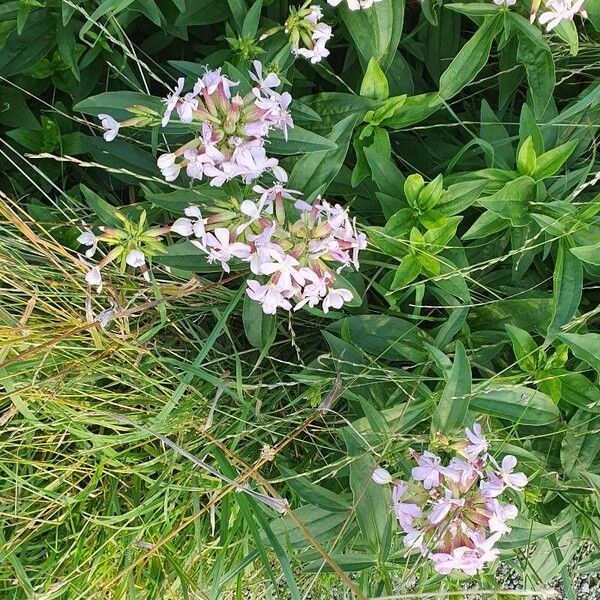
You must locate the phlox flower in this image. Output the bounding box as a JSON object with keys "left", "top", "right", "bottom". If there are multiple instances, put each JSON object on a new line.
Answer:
{"left": 327, "top": 0, "right": 384, "bottom": 9}
{"left": 77, "top": 228, "right": 98, "bottom": 258}
{"left": 98, "top": 114, "right": 120, "bottom": 142}
{"left": 195, "top": 228, "right": 251, "bottom": 272}
{"left": 246, "top": 280, "right": 293, "bottom": 314}
{"left": 171, "top": 205, "right": 207, "bottom": 241}
{"left": 538, "top": 0, "right": 586, "bottom": 30}
{"left": 162, "top": 77, "right": 185, "bottom": 127}
{"left": 322, "top": 288, "right": 353, "bottom": 313}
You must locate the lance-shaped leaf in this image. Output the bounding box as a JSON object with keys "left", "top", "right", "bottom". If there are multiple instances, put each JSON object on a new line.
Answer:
{"left": 432, "top": 340, "right": 471, "bottom": 434}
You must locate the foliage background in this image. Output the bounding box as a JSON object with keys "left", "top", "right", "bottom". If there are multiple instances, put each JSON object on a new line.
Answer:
{"left": 1, "top": 0, "right": 600, "bottom": 598}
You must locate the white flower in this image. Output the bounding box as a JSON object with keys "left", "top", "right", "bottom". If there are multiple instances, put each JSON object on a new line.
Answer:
{"left": 538, "top": 0, "right": 586, "bottom": 30}
{"left": 204, "top": 161, "right": 242, "bottom": 187}
{"left": 171, "top": 205, "right": 207, "bottom": 241}
{"left": 157, "top": 153, "right": 181, "bottom": 182}
{"left": 250, "top": 61, "right": 281, "bottom": 96}
{"left": 77, "top": 228, "right": 98, "bottom": 258}
{"left": 195, "top": 228, "right": 251, "bottom": 272}
{"left": 234, "top": 146, "right": 280, "bottom": 183}
{"left": 327, "top": 0, "right": 384, "bottom": 9}
{"left": 372, "top": 467, "right": 392, "bottom": 485}
{"left": 98, "top": 114, "right": 119, "bottom": 142}
{"left": 322, "top": 288, "right": 353, "bottom": 313}
{"left": 162, "top": 77, "right": 185, "bottom": 127}
{"left": 126, "top": 249, "right": 146, "bottom": 268}
{"left": 85, "top": 266, "right": 103, "bottom": 292}
{"left": 177, "top": 92, "right": 199, "bottom": 123}
{"left": 260, "top": 253, "right": 305, "bottom": 291}
{"left": 246, "top": 280, "right": 292, "bottom": 314}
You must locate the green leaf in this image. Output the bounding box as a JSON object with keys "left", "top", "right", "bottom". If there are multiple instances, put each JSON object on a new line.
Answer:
{"left": 345, "top": 447, "right": 391, "bottom": 556}
{"left": 340, "top": 0, "right": 405, "bottom": 72}
{"left": 390, "top": 254, "right": 422, "bottom": 290}
{"left": 360, "top": 58, "right": 389, "bottom": 100}
{"left": 79, "top": 185, "right": 121, "bottom": 228}
{"left": 439, "top": 14, "right": 503, "bottom": 100}
{"left": 470, "top": 385, "right": 560, "bottom": 425}
{"left": 154, "top": 241, "right": 239, "bottom": 273}
{"left": 327, "top": 315, "right": 428, "bottom": 362}
{"left": 445, "top": 3, "right": 502, "bottom": 16}
{"left": 517, "top": 136, "right": 537, "bottom": 176}
{"left": 478, "top": 176, "right": 536, "bottom": 227}
{"left": 74, "top": 91, "right": 163, "bottom": 121}
{"left": 267, "top": 126, "right": 337, "bottom": 155}
{"left": 570, "top": 244, "right": 600, "bottom": 266}
{"left": 558, "top": 332, "right": 600, "bottom": 375}
{"left": 241, "top": 0, "right": 261, "bottom": 39}
{"left": 547, "top": 240, "right": 583, "bottom": 337}
{"left": 432, "top": 341, "right": 471, "bottom": 434}
{"left": 519, "top": 103, "right": 544, "bottom": 155}
{"left": 516, "top": 31, "right": 555, "bottom": 119}
{"left": 561, "top": 409, "right": 600, "bottom": 473}
{"left": 266, "top": 506, "right": 351, "bottom": 549}
{"left": 288, "top": 114, "right": 359, "bottom": 200}
{"left": 506, "top": 324, "right": 538, "bottom": 372}
{"left": 378, "top": 92, "right": 442, "bottom": 129}
{"left": 242, "top": 293, "right": 277, "bottom": 352}
{"left": 531, "top": 140, "right": 578, "bottom": 181}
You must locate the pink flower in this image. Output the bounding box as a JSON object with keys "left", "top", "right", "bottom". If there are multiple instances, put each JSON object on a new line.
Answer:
{"left": 250, "top": 60, "right": 281, "bottom": 95}
{"left": 372, "top": 467, "right": 392, "bottom": 485}
{"left": 260, "top": 253, "right": 305, "bottom": 291}
{"left": 464, "top": 423, "right": 488, "bottom": 461}
{"left": 162, "top": 77, "right": 185, "bottom": 127}
{"left": 411, "top": 451, "right": 453, "bottom": 490}
{"left": 428, "top": 490, "right": 465, "bottom": 525}
{"left": 195, "top": 228, "right": 250, "bottom": 272}
{"left": 392, "top": 482, "right": 422, "bottom": 532}
{"left": 322, "top": 288, "right": 353, "bottom": 313}
{"left": 246, "top": 280, "right": 292, "bottom": 314}
{"left": 495, "top": 455, "right": 528, "bottom": 492}
{"left": 98, "top": 114, "right": 119, "bottom": 142}
{"left": 487, "top": 499, "right": 518, "bottom": 534}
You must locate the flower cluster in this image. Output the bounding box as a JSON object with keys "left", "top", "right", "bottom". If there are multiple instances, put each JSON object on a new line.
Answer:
{"left": 373, "top": 424, "right": 528, "bottom": 576}
{"left": 535, "top": 0, "right": 587, "bottom": 30}
{"left": 284, "top": 4, "right": 333, "bottom": 64}
{"left": 78, "top": 211, "right": 168, "bottom": 292}
{"left": 492, "top": 0, "right": 587, "bottom": 31}
{"left": 99, "top": 62, "right": 292, "bottom": 186}
{"left": 170, "top": 181, "right": 367, "bottom": 314}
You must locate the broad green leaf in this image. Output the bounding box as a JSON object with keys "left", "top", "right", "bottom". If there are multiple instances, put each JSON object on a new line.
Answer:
{"left": 506, "top": 324, "right": 538, "bottom": 372}
{"left": 558, "top": 332, "right": 600, "bottom": 374}
{"left": 445, "top": 3, "right": 502, "bottom": 16}
{"left": 390, "top": 254, "right": 421, "bottom": 289}
{"left": 570, "top": 244, "right": 600, "bottom": 266}
{"left": 432, "top": 341, "right": 471, "bottom": 433}
{"left": 299, "top": 93, "right": 384, "bottom": 135}
{"left": 516, "top": 136, "right": 536, "bottom": 176}
{"left": 360, "top": 58, "right": 389, "bottom": 100}
{"left": 346, "top": 449, "right": 391, "bottom": 556}
{"left": 74, "top": 91, "right": 163, "bottom": 121}
{"left": 379, "top": 92, "right": 442, "bottom": 129}
{"left": 241, "top": 0, "right": 262, "bottom": 39}
{"left": 154, "top": 241, "right": 240, "bottom": 272}
{"left": 516, "top": 32, "right": 555, "bottom": 119}
{"left": 547, "top": 240, "right": 583, "bottom": 337}
{"left": 288, "top": 114, "right": 359, "bottom": 200}
{"left": 519, "top": 103, "right": 544, "bottom": 155}
{"left": 470, "top": 385, "right": 560, "bottom": 425}
{"left": 340, "top": 0, "right": 405, "bottom": 72}
{"left": 478, "top": 176, "right": 536, "bottom": 227}
{"left": 267, "top": 126, "right": 337, "bottom": 155}
{"left": 242, "top": 293, "right": 277, "bottom": 351}
{"left": 266, "top": 506, "right": 351, "bottom": 549}
{"left": 531, "top": 140, "right": 578, "bottom": 181}
{"left": 561, "top": 409, "right": 600, "bottom": 473}
{"left": 439, "top": 14, "right": 503, "bottom": 100}
{"left": 559, "top": 373, "right": 600, "bottom": 412}
{"left": 79, "top": 185, "right": 121, "bottom": 228}
{"left": 327, "top": 315, "right": 428, "bottom": 362}
{"left": 497, "top": 516, "right": 570, "bottom": 549}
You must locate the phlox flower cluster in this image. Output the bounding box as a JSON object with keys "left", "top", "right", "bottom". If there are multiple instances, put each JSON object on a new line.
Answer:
{"left": 536, "top": 0, "right": 587, "bottom": 30}
{"left": 170, "top": 181, "right": 367, "bottom": 314}
{"left": 285, "top": 5, "right": 333, "bottom": 64}
{"left": 99, "top": 62, "right": 292, "bottom": 186}
{"left": 373, "top": 424, "right": 528, "bottom": 577}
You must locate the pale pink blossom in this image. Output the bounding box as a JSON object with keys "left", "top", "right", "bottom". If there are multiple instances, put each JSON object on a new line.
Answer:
{"left": 98, "top": 114, "right": 119, "bottom": 142}
{"left": 162, "top": 77, "right": 185, "bottom": 127}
